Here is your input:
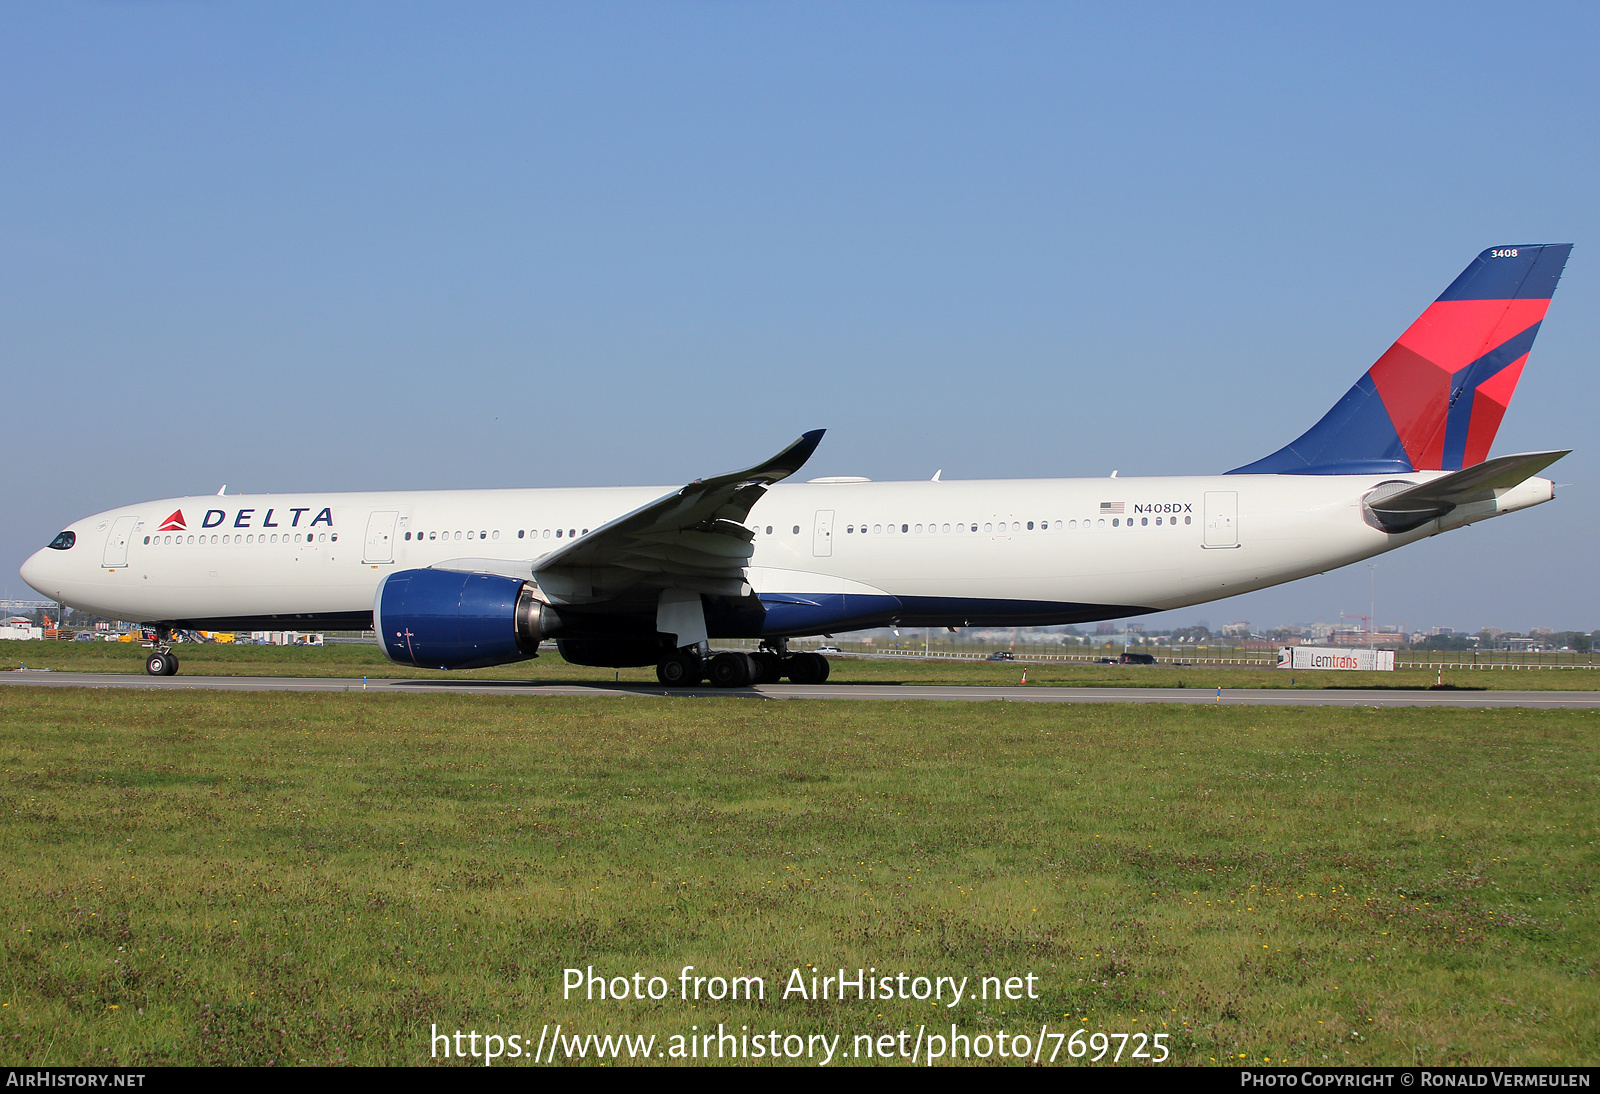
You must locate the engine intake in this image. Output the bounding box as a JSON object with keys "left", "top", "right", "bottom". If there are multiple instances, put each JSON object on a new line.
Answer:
{"left": 375, "top": 569, "right": 561, "bottom": 670}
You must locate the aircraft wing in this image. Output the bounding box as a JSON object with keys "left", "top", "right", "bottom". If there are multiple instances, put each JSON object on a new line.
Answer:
{"left": 516, "top": 430, "right": 825, "bottom": 603}
{"left": 1366, "top": 449, "right": 1569, "bottom": 532}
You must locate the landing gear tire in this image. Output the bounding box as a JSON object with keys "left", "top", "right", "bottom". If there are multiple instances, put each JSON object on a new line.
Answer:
{"left": 785, "top": 652, "right": 830, "bottom": 684}
{"left": 656, "top": 650, "right": 703, "bottom": 687}
{"left": 146, "top": 652, "right": 178, "bottom": 677}
{"left": 708, "top": 651, "right": 755, "bottom": 688}
{"left": 749, "top": 651, "right": 782, "bottom": 685}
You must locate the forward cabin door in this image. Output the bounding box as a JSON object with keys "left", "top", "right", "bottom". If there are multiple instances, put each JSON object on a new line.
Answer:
{"left": 1202, "top": 491, "right": 1239, "bottom": 548}
{"left": 812, "top": 510, "right": 834, "bottom": 557}
{"left": 102, "top": 516, "right": 138, "bottom": 568}
{"left": 364, "top": 511, "right": 399, "bottom": 564}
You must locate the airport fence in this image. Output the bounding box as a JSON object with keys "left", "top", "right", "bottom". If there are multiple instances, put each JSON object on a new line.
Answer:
{"left": 718, "top": 638, "right": 1598, "bottom": 671}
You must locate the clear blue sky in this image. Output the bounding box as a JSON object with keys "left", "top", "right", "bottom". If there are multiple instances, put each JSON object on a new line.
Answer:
{"left": 4, "top": 2, "right": 1596, "bottom": 633}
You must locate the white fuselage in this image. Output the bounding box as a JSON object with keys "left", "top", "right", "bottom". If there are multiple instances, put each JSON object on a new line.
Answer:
{"left": 19, "top": 472, "right": 1554, "bottom": 633}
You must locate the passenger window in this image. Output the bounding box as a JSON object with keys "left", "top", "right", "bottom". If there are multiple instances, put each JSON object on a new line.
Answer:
{"left": 765, "top": 526, "right": 773, "bottom": 535}
{"left": 557, "top": 529, "right": 563, "bottom": 538}
{"left": 518, "top": 530, "right": 525, "bottom": 539}
{"left": 1185, "top": 515, "right": 1192, "bottom": 525}
{"left": 901, "top": 524, "right": 908, "bottom": 533}
{"left": 1027, "top": 521, "right": 1034, "bottom": 530}
{"left": 942, "top": 523, "right": 950, "bottom": 533}
{"left": 793, "top": 526, "right": 800, "bottom": 534}
{"left": 873, "top": 524, "right": 881, "bottom": 534}
{"left": 1142, "top": 517, "right": 1148, "bottom": 526}
{"left": 914, "top": 524, "right": 922, "bottom": 533}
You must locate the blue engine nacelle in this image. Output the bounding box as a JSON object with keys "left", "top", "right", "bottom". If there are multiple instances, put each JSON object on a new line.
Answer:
{"left": 374, "top": 568, "right": 560, "bottom": 670}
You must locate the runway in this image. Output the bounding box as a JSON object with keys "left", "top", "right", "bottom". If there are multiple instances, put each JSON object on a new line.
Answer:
{"left": 4, "top": 670, "right": 1599, "bottom": 708}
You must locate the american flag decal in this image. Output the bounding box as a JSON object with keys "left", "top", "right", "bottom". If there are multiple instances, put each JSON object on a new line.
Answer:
{"left": 1099, "top": 501, "right": 1124, "bottom": 515}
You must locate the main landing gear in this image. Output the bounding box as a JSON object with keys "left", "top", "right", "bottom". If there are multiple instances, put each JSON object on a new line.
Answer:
{"left": 653, "top": 641, "right": 831, "bottom": 688}
{"left": 145, "top": 626, "right": 179, "bottom": 677}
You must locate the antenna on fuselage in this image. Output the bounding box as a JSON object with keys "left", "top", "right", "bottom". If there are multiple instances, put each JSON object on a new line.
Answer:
{"left": 217, "top": 485, "right": 227, "bottom": 496}
{"left": 931, "top": 469, "right": 942, "bottom": 482}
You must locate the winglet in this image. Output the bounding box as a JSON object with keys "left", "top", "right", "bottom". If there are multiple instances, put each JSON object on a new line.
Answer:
{"left": 688, "top": 429, "right": 826, "bottom": 493}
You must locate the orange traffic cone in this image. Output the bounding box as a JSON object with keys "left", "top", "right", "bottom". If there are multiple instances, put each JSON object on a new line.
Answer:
{"left": 1020, "top": 670, "right": 1028, "bottom": 685}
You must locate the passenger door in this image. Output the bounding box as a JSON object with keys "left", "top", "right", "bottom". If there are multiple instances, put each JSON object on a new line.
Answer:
{"left": 1202, "top": 491, "right": 1239, "bottom": 548}
{"left": 812, "top": 510, "right": 834, "bottom": 557}
{"left": 364, "top": 511, "right": 399, "bottom": 564}
{"left": 102, "top": 516, "right": 138, "bottom": 568}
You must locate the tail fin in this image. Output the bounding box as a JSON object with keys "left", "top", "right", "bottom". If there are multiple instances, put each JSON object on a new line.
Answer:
{"left": 1231, "top": 244, "right": 1572, "bottom": 475}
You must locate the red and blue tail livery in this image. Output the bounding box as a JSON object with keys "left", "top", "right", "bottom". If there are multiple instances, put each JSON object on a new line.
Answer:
{"left": 1232, "top": 244, "right": 1572, "bottom": 475}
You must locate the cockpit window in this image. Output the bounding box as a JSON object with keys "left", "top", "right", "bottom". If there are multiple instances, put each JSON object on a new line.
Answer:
{"left": 47, "top": 531, "right": 76, "bottom": 551}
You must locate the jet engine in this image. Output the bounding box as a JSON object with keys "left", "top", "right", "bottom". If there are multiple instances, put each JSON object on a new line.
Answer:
{"left": 375, "top": 569, "right": 560, "bottom": 670}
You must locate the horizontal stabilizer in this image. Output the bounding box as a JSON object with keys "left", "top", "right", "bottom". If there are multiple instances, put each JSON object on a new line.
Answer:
{"left": 1365, "top": 449, "right": 1568, "bottom": 532}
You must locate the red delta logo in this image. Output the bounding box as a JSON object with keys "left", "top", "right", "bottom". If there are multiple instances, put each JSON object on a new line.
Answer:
{"left": 158, "top": 510, "right": 187, "bottom": 532}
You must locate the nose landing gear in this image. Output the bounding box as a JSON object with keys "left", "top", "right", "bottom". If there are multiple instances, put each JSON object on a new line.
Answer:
{"left": 144, "top": 625, "right": 179, "bottom": 676}
{"left": 145, "top": 651, "right": 179, "bottom": 676}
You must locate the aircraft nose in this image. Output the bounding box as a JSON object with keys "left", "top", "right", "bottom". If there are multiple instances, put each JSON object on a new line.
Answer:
{"left": 19, "top": 547, "right": 58, "bottom": 598}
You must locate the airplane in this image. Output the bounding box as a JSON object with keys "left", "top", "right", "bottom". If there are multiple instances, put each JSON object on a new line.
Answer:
{"left": 20, "top": 244, "right": 1573, "bottom": 687}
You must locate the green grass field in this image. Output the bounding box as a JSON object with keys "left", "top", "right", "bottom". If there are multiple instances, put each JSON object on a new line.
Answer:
{"left": 5, "top": 639, "right": 1599, "bottom": 691}
{"left": 0, "top": 687, "right": 1594, "bottom": 1066}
